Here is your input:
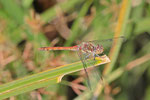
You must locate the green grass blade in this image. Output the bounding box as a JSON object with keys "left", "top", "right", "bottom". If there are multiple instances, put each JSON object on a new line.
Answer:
{"left": 103, "top": 0, "right": 132, "bottom": 75}
{"left": 0, "top": 56, "right": 110, "bottom": 99}
{"left": 64, "top": 0, "right": 93, "bottom": 47}
{"left": 0, "top": 0, "right": 24, "bottom": 24}
{"left": 41, "top": 0, "right": 85, "bottom": 22}
{"left": 22, "top": 0, "right": 33, "bottom": 8}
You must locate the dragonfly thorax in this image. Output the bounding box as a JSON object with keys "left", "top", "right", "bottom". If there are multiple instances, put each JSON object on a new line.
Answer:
{"left": 79, "top": 42, "right": 104, "bottom": 55}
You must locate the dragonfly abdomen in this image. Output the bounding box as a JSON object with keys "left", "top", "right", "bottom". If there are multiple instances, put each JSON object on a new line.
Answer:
{"left": 39, "top": 46, "right": 78, "bottom": 51}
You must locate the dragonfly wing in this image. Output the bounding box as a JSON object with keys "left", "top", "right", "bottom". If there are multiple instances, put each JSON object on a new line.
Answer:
{"left": 89, "top": 36, "right": 125, "bottom": 54}
{"left": 77, "top": 50, "right": 104, "bottom": 90}
{"left": 77, "top": 50, "right": 92, "bottom": 90}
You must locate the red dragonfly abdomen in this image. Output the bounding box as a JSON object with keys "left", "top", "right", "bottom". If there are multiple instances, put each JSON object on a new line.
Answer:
{"left": 39, "top": 46, "right": 78, "bottom": 51}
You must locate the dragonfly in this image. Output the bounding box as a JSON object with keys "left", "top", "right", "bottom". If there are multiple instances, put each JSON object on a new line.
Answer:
{"left": 39, "top": 36, "right": 124, "bottom": 89}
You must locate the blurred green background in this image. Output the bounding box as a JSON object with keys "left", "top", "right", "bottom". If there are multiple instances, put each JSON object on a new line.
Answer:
{"left": 0, "top": 0, "right": 150, "bottom": 100}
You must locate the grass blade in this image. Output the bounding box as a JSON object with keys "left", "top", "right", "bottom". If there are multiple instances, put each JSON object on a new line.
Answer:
{"left": 0, "top": 55, "right": 110, "bottom": 99}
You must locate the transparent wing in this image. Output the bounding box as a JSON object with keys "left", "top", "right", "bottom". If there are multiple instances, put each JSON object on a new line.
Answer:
{"left": 89, "top": 67, "right": 103, "bottom": 89}
{"left": 89, "top": 36, "right": 125, "bottom": 54}
{"left": 77, "top": 50, "right": 103, "bottom": 90}
{"left": 77, "top": 50, "right": 92, "bottom": 90}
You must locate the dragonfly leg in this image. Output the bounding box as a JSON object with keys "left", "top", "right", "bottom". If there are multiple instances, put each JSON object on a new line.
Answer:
{"left": 85, "top": 53, "right": 91, "bottom": 59}
{"left": 93, "top": 53, "right": 98, "bottom": 60}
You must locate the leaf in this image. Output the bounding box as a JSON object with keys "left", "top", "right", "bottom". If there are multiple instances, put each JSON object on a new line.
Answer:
{"left": 0, "top": 55, "right": 110, "bottom": 99}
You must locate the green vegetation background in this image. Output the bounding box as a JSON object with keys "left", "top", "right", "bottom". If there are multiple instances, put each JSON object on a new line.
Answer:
{"left": 0, "top": 0, "right": 150, "bottom": 100}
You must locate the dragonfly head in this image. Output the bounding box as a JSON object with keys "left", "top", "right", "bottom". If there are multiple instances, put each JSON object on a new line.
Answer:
{"left": 95, "top": 45, "right": 104, "bottom": 55}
